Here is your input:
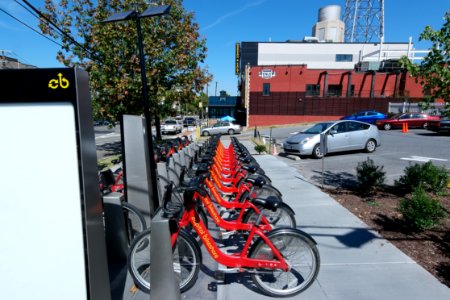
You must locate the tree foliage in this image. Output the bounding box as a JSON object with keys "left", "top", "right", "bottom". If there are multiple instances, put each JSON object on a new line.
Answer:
{"left": 38, "top": 0, "right": 211, "bottom": 124}
{"left": 401, "top": 11, "right": 450, "bottom": 116}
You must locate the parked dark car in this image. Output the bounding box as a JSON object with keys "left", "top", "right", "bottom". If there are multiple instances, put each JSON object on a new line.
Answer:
{"left": 427, "top": 117, "right": 450, "bottom": 134}
{"left": 375, "top": 113, "right": 440, "bottom": 130}
{"left": 94, "top": 120, "right": 111, "bottom": 126}
{"left": 340, "top": 110, "right": 386, "bottom": 124}
{"left": 183, "top": 117, "right": 197, "bottom": 127}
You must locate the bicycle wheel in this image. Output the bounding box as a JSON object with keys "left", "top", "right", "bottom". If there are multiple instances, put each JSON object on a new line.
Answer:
{"left": 249, "top": 228, "right": 320, "bottom": 297}
{"left": 243, "top": 202, "right": 296, "bottom": 228}
{"left": 122, "top": 202, "right": 147, "bottom": 244}
{"left": 128, "top": 228, "right": 202, "bottom": 293}
{"left": 248, "top": 185, "right": 282, "bottom": 202}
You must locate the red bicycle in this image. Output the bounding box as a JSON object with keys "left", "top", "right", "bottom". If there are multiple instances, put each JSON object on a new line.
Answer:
{"left": 128, "top": 184, "right": 320, "bottom": 297}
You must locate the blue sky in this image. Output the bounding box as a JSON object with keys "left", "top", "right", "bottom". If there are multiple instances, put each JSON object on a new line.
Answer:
{"left": 1, "top": 0, "right": 449, "bottom": 96}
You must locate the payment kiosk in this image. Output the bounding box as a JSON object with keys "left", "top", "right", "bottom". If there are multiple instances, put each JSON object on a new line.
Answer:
{"left": 0, "top": 68, "right": 111, "bottom": 299}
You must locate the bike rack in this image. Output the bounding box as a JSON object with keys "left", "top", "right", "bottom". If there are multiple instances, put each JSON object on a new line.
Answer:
{"left": 150, "top": 211, "right": 182, "bottom": 300}
{"left": 102, "top": 192, "right": 129, "bottom": 299}
{"left": 121, "top": 115, "right": 154, "bottom": 221}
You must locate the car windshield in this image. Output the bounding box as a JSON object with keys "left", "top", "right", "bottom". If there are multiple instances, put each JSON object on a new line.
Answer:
{"left": 303, "top": 122, "right": 333, "bottom": 134}
{"left": 165, "top": 120, "right": 176, "bottom": 124}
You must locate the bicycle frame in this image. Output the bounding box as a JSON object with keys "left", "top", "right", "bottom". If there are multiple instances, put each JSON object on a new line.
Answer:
{"left": 175, "top": 202, "right": 289, "bottom": 271}
{"left": 195, "top": 187, "right": 273, "bottom": 231}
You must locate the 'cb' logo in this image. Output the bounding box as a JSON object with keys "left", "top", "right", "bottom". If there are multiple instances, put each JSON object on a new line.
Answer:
{"left": 48, "top": 73, "right": 70, "bottom": 89}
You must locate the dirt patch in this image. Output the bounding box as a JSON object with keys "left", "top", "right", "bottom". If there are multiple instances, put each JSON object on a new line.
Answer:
{"left": 324, "top": 186, "right": 450, "bottom": 288}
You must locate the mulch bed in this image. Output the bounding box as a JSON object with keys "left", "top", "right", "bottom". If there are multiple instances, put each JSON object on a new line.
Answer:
{"left": 324, "top": 186, "right": 450, "bottom": 288}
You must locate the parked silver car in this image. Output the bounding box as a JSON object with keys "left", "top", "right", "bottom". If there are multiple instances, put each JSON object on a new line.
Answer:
{"left": 201, "top": 121, "right": 241, "bottom": 136}
{"left": 283, "top": 120, "right": 381, "bottom": 158}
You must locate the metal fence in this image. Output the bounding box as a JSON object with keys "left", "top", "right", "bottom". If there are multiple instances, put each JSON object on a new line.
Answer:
{"left": 388, "top": 102, "right": 446, "bottom": 115}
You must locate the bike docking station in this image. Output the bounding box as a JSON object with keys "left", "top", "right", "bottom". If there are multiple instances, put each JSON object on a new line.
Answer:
{"left": 0, "top": 68, "right": 181, "bottom": 300}
{"left": 0, "top": 68, "right": 111, "bottom": 299}
{"left": 120, "top": 115, "right": 181, "bottom": 300}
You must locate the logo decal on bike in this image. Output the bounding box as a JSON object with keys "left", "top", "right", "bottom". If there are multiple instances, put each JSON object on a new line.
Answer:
{"left": 191, "top": 216, "right": 219, "bottom": 259}
{"left": 48, "top": 73, "right": 70, "bottom": 89}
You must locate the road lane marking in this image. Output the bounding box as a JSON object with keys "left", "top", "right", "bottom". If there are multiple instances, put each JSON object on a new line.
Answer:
{"left": 400, "top": 156, "right": 448, "bottom": 162}
{"left": 95, "top": 133, "right": 120, "bottom": 140}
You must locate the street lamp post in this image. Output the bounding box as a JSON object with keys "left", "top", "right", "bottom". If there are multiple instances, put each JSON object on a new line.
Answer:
{"left": 102, "top": 5, "right": 171, "bottom": 210}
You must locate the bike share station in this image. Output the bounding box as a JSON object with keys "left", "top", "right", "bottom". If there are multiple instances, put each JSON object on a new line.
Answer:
{"left": 0, "top": 68, "right": 186, "bottom": 300}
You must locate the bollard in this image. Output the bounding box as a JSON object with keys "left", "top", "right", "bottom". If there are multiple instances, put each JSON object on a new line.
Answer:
{"left": 150, "top": 210, "right": 181, "bottom": 300}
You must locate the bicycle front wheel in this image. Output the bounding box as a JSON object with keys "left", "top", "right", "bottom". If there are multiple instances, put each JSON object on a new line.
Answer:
{"left": 122, "top": 202, "right": 147, "bottom": 244}
{"left": 253, "top": 184, "right": 282, "bottom": 198}
{"left": 249, "top": 228, "right": 320, "bottom": 297}
{"left": 127, "top": 228, "right": 202, "bottom": 293}
{"left": 243, "top": 202, "right": 296, "bottom": 228}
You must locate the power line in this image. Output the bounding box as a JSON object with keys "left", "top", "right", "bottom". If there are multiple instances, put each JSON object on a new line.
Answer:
{"left": 20, "top": 0, "right": 103, "bottom": 64}
{"left": 11, "top": 51, "right": 32, "bottom": 65}
{"left": 0, "top": 7, "right": 63, "bottom": 47}
{"left": 14, "top": 0, "right": 39, "bottom": 19}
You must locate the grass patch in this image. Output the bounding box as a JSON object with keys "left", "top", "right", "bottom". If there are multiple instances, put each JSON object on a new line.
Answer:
{"left": 98, "top": 155, "right": 121, "bottom": 171}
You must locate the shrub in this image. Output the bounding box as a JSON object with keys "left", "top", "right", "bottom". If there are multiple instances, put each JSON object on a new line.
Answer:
{"left": 395, "top": 161, "right": 449, "bottom": 194}
{"left": 254, "top": 144, "right": 267, "bottom": 154}
{"left": 356, "top": 158, "right": 386, "bottom": 196}
{"left": 399, "top": 186, "right": 446, "bottom": 231}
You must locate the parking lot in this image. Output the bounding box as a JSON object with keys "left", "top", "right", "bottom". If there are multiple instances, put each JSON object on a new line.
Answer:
{"left": 251, "top": 125, "right": 450, "bottom": 188}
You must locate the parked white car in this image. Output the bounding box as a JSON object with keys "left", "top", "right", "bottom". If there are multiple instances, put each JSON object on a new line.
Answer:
{"left": 161, "top": 119, "right": 182, "bottom": 135}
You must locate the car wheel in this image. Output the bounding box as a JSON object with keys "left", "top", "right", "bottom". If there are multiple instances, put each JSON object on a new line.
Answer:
{"left": 202, "top": 131, "right": 210, "bottom": 136}
{"left": 312, "top": 144, "right": 324, "bottom": 159}
{"left": 365, "top": 139, "right": 377, "bottom": 153}
{"left": 422, "top": 122, "right": 429, "bottom": 129}
{"left": 228, "top": 129, "right": 235, "bottom": 135}
{"left": 383, "top": 123, "right": 392, "bottom": 130}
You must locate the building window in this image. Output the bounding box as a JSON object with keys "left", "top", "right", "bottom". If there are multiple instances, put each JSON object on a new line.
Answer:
{"left": 336, "top": 54, "right": 353, "bottom": 62}
{"left": 350, "top": 84, "right": 355, "bottom": 96}
{"left": 305, "top": 84, "right": 320, "bottom": 96}
{"left": 328, "top": 84, "right": 342, "bottom": 96}
{"left": 263, "top": 83, "right": 270, "bottom": 96}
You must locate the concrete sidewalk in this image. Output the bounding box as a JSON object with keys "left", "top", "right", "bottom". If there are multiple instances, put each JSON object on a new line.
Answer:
{"left": 216, "top": 137, "right": 450, "bottom": 300}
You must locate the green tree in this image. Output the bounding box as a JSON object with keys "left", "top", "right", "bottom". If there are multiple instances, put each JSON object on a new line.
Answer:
{"left": 401, "top": 11, "right": 450, "bottom": 117}
{"left": 39, "top": 0, "right": 211, "bottom": 137}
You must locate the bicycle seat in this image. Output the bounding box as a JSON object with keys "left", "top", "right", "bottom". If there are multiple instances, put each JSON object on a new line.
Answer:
{"left": 177, "top": 184, "right": 208, "bottom": 197}
{"left": 238, "top": 156, "right": 253, "bottom": 164}
{"left": 253, "top": 195, "right": 280, "bottom": 212}
{"left": 245, "top": 175, "right": 266, "bottom": 187}
{"left": 241, "top": 164, "right": 258, "bottom": 173}
{"left": 196, "top": 172, "right": 210, "bottom": 183}
{"left": 195, "top": 163, "right": 210, "bottom": 175}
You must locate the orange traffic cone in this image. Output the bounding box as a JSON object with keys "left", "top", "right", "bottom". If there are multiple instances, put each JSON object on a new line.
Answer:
{"left": 402, "top": 122, "right": 409, "bottom": 133}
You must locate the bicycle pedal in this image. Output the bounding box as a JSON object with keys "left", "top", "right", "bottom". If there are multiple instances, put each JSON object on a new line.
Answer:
{"left": 213, "top": 270, "right": 225, "bottom": 281}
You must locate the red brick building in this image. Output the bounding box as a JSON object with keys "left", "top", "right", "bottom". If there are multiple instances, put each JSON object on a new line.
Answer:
{"left": 246, "top": 65, "right": 424, "bottom": 127}
{"left": 236, "top": 41, "right": 427, "bottom": 127}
